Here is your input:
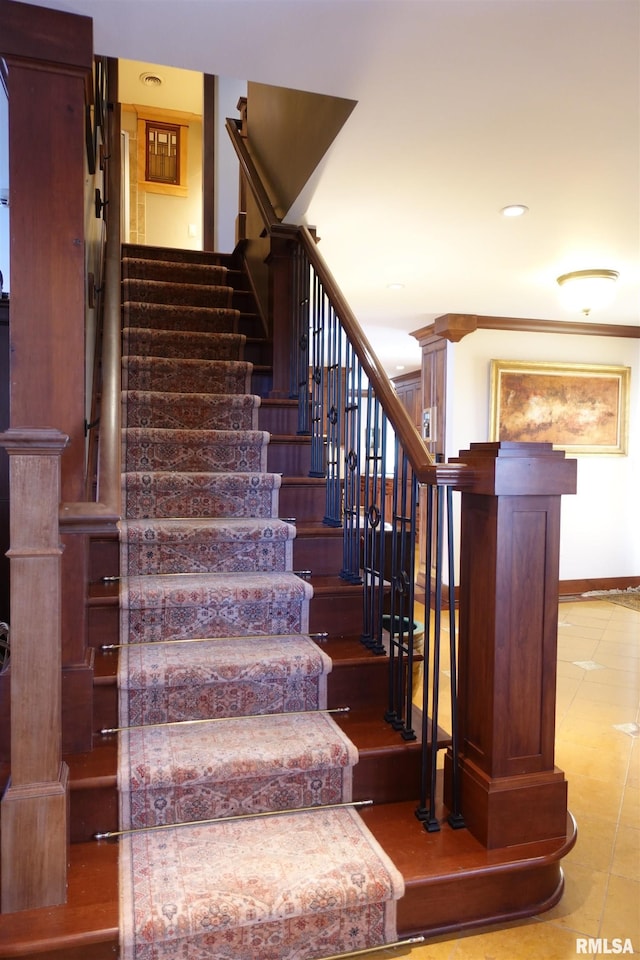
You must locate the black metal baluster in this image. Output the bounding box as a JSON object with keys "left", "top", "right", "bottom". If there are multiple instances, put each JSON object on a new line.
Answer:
{"left": 424, "top": 482, "right": 444, "bottom": 832}
{"left": 416, "top": 481, "right": 434, "bottom": 822}
{"left": 446, "top": 482, "right": 465, "bottom": 829}
{"left": 323, "top": 300, "right": 341, "bottom": 527}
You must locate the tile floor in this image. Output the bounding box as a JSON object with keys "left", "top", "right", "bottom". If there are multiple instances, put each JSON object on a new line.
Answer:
{"left": 375, "top": 597, "right": 640, "bottom": 960}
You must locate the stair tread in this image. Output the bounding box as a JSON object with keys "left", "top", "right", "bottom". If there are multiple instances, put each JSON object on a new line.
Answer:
{"left": 120, "top": 711, "right": 358, "bottom": 789}
{"left": 0, "top": 840, "right": 119, "bottom": 955}
{"left": 0, "top": 803, "right": 576, "bottom": 956}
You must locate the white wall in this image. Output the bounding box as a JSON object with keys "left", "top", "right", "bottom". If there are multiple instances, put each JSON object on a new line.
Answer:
{"left": 447, "top": 328, "right": 640, "bottom": 581}
{"left": 215, "top": 76, "right": 247, "bottom": 253}
{"left": 145, "top": 120, "right": 203, "bottom": 249}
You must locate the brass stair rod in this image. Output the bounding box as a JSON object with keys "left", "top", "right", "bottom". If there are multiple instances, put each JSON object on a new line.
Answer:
{"left": 94, "top": 798, "right": 373, "bottom": 840}
{"left": 101, "top": 630, "right": 329, "bottom": 651}
{"left": 100, "top": 705, "right": 350, "bottom": 736}
{"left": 316, "top": 937, "right": 426, "bottom": 960}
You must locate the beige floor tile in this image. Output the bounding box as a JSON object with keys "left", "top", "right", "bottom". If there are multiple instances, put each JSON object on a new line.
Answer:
{"left": 599, "top": 874, "right": 640, "bottom": 944}
{"left": 557, "top": 635, "right": 600, "bottom": 661}
{"left": 557, "top": 661, "right": 589, "bottom": 681}
{"left": 556, "top": 740, "right": 630, "bottom": 783}
{"left": 378, "top": 935, "right": 456, "bottom": 959}
{"left": 591, "top": 649, "right": 640, "bottom": 672}
{"left": 628, "top": 740, "right": 640, "bottom": 788}
{"left": 566, "top": 773, "right": 624, "bottom": 823}
{"left": 563, "top": 698, "right": 636, "bottom": 726}
{"left": 573, "top": 680, "right": 639, "bottom": 708}
{"left": 555, "top": 741, "right": 632, "bottom": 784}
{"left": 563, "top": 813, "right": 617, "bottom": 872}
{"left": 595, "top": 634, "right": 640, "bottom": 659}
{"left": 557, "top": 714, "right": 636, "bottom": 752}
{"left": 619, "top": 784, "right": 640, "bottom": 828}
{"left": 611, "top": 825, "right": 640, "bottom": 881}
{"left": 450, "top": 917, "right": 586, "bottom": 959}
{"left": 581, "top": 666, "right": 640, "bottom": 690}
{"left": 542, "top": 861, "right": 608, "bottom": 937}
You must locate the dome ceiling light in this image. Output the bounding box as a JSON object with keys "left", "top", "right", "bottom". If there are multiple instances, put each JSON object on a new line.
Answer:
{"left": 556, "top": 269, "right": 619, "bottom": 316}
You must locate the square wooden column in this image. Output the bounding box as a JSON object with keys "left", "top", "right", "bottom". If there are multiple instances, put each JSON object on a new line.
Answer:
{"left": 446, "top": 441, "right": 577, "bottom": 848}
{"left": 1, "top": 428, "right": 69, "bottom": 913}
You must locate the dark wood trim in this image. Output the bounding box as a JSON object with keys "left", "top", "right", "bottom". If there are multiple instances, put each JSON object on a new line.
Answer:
{"left": 0, "top": 0, "right": 93, "bottom": 72}
{"left": 203, "top": 73, "right": 216, "bottom": 251}
{"left": 559, "top": 575, "right": 640, "bottom": 597}
{"left": 412, "top": 313, "right": 640, "bottom": 343}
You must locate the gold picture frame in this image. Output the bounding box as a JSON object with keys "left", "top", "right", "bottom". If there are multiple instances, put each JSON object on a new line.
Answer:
{"left": 489, "top": 360, "right": 630, "bottom": 455}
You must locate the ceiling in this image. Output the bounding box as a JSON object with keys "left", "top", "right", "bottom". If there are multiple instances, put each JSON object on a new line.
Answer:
{"left": 19, "top": 0, "right": 640, "bottom": 374}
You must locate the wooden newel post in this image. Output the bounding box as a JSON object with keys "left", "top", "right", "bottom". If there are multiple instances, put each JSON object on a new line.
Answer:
{"left": 267, "top": 232, "right": 297, "bottom": 400}
{"left": 446, "top": 441, "right": 577, "bottom": 849}
{"left": 1, "top": 428, "right": 69, "bottom": 913}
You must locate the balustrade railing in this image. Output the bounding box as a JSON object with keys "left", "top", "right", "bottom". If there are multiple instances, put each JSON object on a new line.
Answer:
{"left": 227, "top": 114, "right": 469, "bottom": 830}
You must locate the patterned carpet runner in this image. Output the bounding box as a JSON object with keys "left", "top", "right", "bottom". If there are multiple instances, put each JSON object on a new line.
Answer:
{"left": 117, "top": 247, "right": 404, "bottom": 959}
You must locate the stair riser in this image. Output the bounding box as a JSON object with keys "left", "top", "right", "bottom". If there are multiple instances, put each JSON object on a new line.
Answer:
{"left": 266, "top": 440, "right": 311, "bottom": 476}
{"left": 89, "top": 591, "right": 362, "bottom": 649}
{"left": 70, "top": 781, "right": 117, "bottom": 844}
{"left": 122, "top": 260, "right": 227, "bottom": 286}
{"left": 69, "top": 746, "right": 428, "bottom": 843}
{"left": 123, "top": 303, "right": 239, "bottom": 334}
{"left": 309, "top": 592, "right": 363, "bottom": 635}
{"left": 293, "top": 535, "right": 344, "bottom": 576}
{"left": 89, "top": 537, "right": 119, "bottom": 582}
{"left": 122, "top": 767, "right": 350, "bottom": 831}
{"left": 122, "top": 598, "right": 309, "bottom": 645}
{"left": 123, "top": 244, "right": 235, "bottom": 267}
{"left": 278, "top": 481, "right": 327, "bottom": 521}
{"left": 124, "top": 436, "right": 267, "bottom": 473}
{"left": 123, "top": 332, "right": 244, "bottom": 362}
{"left": 122, "top": 539, "right": 292, "bottom": 577}
{"left": 258, "top": 402, "right": 300, "bottom": 435}
{"left": 91, "top": 654, "right": 389, "bottom": 736}
{"left": 124, "top": 395, "right": 259, "bottom": 432}
{"left": 121, "top": 278, "right": 232, "bottom": 309}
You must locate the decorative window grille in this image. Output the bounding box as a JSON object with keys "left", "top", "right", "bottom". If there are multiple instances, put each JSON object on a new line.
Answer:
{"left": 145, "top": 122, "right": 180, "bottom": 185}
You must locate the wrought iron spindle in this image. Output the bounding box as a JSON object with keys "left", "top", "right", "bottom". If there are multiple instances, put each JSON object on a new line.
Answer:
{"left": 445, "top": 482, "right": 465, "bottom": 829}
{"left": 323, "top": 297, "right": 343, "bottom": 527}
{"left": 341, "top": 343, "right": 362, "bottom": 583}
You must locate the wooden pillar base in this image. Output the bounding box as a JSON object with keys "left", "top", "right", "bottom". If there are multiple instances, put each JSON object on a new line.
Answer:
{"left": 1, "top": 762, "right": 69, "bottom": 913}
{"left": 445, "top": 752, "right": 568, "bottom": 849}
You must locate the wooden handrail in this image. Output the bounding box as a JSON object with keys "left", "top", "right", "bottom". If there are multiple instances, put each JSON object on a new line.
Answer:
{"left": 60, "top": 59, "right": 121, "bottom": 532}
{"left": 225, "top": 114, "right": 472, "bottom": 488}
{"left": 225, "top": 117, "right": 280, "bottom": 232}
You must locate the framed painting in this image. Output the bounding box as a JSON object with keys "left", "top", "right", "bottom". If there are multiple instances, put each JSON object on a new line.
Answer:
{"left": 489, "top": 360, "right": 630, "bottom": 455}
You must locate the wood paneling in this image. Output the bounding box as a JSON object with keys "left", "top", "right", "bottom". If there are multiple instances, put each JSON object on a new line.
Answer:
{"left": 0, "top": 428, "right": 69, "bottom": 912}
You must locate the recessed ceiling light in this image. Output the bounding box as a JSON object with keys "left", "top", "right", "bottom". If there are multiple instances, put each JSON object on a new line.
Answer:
{"left": 387, "top": 282, "right": 404, "bottom": 290}
{"left": 396, "top": 365, "right": 405, "bottom": 371}
{"left": 500, "top": 204, "right": 529, "bottom": 217}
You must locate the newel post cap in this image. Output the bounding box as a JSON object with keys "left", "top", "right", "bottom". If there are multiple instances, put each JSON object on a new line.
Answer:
{"left": 451, "top": 441, "right": 577, "bottom": 497}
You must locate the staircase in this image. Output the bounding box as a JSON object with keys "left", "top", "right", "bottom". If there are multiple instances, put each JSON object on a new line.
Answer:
{"left": 103, "top": 245, "right": 418, "bottom": 958}
{"left": 0, "top": 243, "right": 576, "bottom": 959}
